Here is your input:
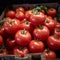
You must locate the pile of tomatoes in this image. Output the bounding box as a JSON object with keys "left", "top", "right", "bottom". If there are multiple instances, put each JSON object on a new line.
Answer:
{"left": 0, "top": 5, "right": 60, "bottom": 59}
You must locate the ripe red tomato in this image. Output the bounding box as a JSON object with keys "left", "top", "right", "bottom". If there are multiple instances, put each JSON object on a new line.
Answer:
{"left": 47, "top": 8, "right": 57, "bottom": 17}
{"left": 33, "top": 25, "right": 50, "bottom": 41}
{"left": 55, "top": 22, "right": 60, "bottom": 28}
{"left": 54, "top": 28, "right": 60, "bottom": 37}
{"left": 44, "top": 17, "right": 56, "bottom": 31}
{"left": 0, "top": 35, "right": 3, "bottom": 48}
{"left": 15, "top": 30, "right": 31, "bottom": 46}
{"left": 13, "top": 47, "right": 29, "bottom": 57}
{"left": 29, "top": 40, "right": 44, "bottom": 53}
{"left": 6, "top": 11, "right": 15, "bottom": 19}
{"left": 25, "top": 10, "right": 32, "bottom": 21}
{"left": 20, "top": 20, "right": 33, "bottom": 33}
{"left": 47, "top": 35, "right": 60, "bottom": 50}
{"left": 6, "top": 38, "right": 15, "bottom": 50}
{"left": 43, "top": 49, "right": 56, "bottom": 60}
{"left": 15, "top": 11, "right": 25, "bottom": 20}
{"left": 3, "top": 19, "right": 21, "bottom": 34}
{"left": 0, "top": 49, "right": 8, "bottom": 56}
{"left": 30, "top": 12, "right": 46, "bottom": 26}
{"left": 16, "top": 7, "right": 25, "bottom": 13}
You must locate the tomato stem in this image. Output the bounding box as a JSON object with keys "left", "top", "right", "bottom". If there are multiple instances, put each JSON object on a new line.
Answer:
{"left": 46, "top": 19, "right": 49, "bottom": 23}
{"left": 38, "top": 25, "right": 43, "bottom": 29}
{"left": 25, "top": 21, "right": 29, "bottom": 24}
{"left": 21, "top": 30, "right": 27, "bottom": 34}
{"left": 54, "top": 34, "right": 59, "bottom": 39}
{"left": 45, "top": 48, "right": 50, "bottom": 53}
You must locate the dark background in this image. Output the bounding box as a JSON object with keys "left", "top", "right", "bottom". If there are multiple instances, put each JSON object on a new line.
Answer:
{"left": 0, "top": 0, "right": 59, "bottom": 14}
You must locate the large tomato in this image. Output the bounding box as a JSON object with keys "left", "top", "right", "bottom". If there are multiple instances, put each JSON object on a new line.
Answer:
{"left": 20, "top": 20, "right": 33, "bottom": 33}
{"left": 47, "top": 8, "right": 57, "bottom": 17}
{"left": 0, "top": 35, "right": 3, "bottom": 48}
{"left": 44, "top": 17, "right": 56, "bottom": 31}
{"left": 43, "top": 49, "right": 56, "bottom": 60}
{"left": 13, "top": 47, "right": 29, "bottom": 57}
{"left": 47, "top": 35, "right": 60, "bottom": 50}
{"left": 30, "top": 12, "right": 46, "bottom": 26}
{"left": 15, "top": 11, "right": 25, "bottom": 20}
{"left": 3, "top": 19, "right": 20, "bottom": 34}
{"left": 6, "top": 37, "right": 15, "bottom": 50}
{"left": 33, "top": 25, "right": 50, "bottom": 41}
{"left": 16, "top": 7, "right": 25, "bottom": 13}
{"left": 15, "top": 30, "right": 31, "bottom": 46}
{"left": 29, "top": 40, "right": 44, "bottom": 53}
{"left": 25, "top": 10, "right": 32, "bottom": 21}
{"left": 6, "top": 10, "right": 15, "bottom": 19}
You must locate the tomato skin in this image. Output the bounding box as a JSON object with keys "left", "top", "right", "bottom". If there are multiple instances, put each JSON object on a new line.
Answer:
{"left": 33, "top": 26, "right": 50, "bottom": 41}
{"left": 3, "top": 19, "right": 21, "bottom": 34}
{"left": 15, "top": 11, "right": 25, "bottom": 20}
{"left": 44, "top": 17, "right": 56, "bottom": 31}
{"left": 16, "top": 7, "right": 25, "bottom": 13}
{"left": 20, "top": 20, "right": 33, "bottom": 33}
{"left": 47, "top": 35, "right": 60, "bottom": 50}
{"left": 15, "top": 30, "right": 31, "bottom": 47}
{"left": 54, "top": 28, "right": 60, "bottom": 37}
{"left": 6, "top": 11, "right": 15, "bottom": 19}
{"left": 25, "top": 10, "right": 32, "bottom": 21}
{"left": 6, "top": 38, "right": 15, "bottom": 49}
{"left": 29, "top": 40, "right": 44, "bottom": 53}
{"left": 47, "top": 8, "right": 57, "bottom": 17}
{"left": 0, "top": 35, "right": 3, "bottom": 48}
{"left": 30, "top": 12, "right": 46, "bottom": 26}
{"left": 43, "top": 49, "right": 56, "bottom": 60}
{"left": 13, "top": 47, "right": 29, "bottom": 57}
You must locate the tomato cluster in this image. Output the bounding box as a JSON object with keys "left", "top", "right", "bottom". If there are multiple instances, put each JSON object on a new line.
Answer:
{"left": 0, "top": 6, "right": 60, "bottom": 59}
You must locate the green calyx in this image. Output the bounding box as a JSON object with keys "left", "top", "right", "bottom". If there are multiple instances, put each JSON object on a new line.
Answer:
{"left": 21, "top": 30, "right": 27, "bottom": 35}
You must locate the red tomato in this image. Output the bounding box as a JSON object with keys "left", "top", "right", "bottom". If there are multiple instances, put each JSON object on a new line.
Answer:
{"left": 47, "top": 35, "right": 60, "bottom": 50}
{"left": 43, "top": 49, "right": 56, "bottom": 60}
{"left": 30, "top": 12, "right": 46, "bottom": 26}
{"left": 29, "top": 40, "right": 44, "bottom": 53}
{"left": 25, "top": 10, "right": 32, "bottom": 21}
{"left": 33, "top": 25, "right": 50, "bottom": 41}
{"left": 6, "top": 11, "right": 15, "bottom": 19}
{"left": 13, "top": 47, "right": 29, "bottom": 57}
{"left": 55, "top": 22, "right": 60, "bottom": 28}
{"left": 44, "top": 17, "right": 56, "bottom": 31}
{"left": 0, "top": 35, "right": 3, "bottom": 48}
{"left": 47, "top": 8, "right": 57, "bottom": 17}
{"left": 3, "top": 19, "right": 20, "bottom": 34}
{"left": 54, "top": 28, "right": 60, "bottom": 37}
{"left": 15, "top": 11, "right": 25, "bottom": 20}
{"left": 15, "top": 30, "right": 31, "bottom": 46}
{"left": 16, "top": 7, "right": 25, "bottom": 13}
{"left": 20, "top": 20, "right": 33, "bottom": 33}
{"left": 6, "top": 38, "right": 15, "bottom": 49}
{"left": 0, "top": 49, "right": 8, "bottom": 56}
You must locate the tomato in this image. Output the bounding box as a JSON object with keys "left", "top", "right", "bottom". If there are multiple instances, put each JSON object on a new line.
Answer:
{"left": 54, "top": 28, "right": 60, "bottom": 37}
{"left": 0, "top": 49, "right": 8, "bottom": 56}
{"left": 47, "top": 35, "right": 60, "bottom": 50}
{"left": 55, "top": 22, "right": 60, "bottom": 28}
{"left": 16, "top": 7, "right": 25, "bottom": 13}
{"left": 25, "top": 10, "right": 32, "bottom": 21}
{"left": 20, "top": 20, "right": 33, "bottom": 33}
{"left": 44, "top": 17, "right": 56, "bottom": 31}
{"left": 30, "top": 12, "right": 46, "bottom": 26}
{"left": 15, "top": 11, "right": 25, "bottom": 20}
{"left": 13, "top": 47, "right": 29, "bottom": 57}
{"left": 15, "top": 30, "right": 31, "bottom": 46}
{"left": 43, "top": 49, "right": 56, "bottom": 60}
{"left": 29, "top": 40, "right": 44, "bottom": 53}
{"left": 47, "top": 8, "right": 57, "bottom": 17}
{"left": 6, "top": 11, "right": 15, "bottom": 19}
{"left": 39, "top": 10, "right": 45, "bottom": 14}
{"left": 33, "top": 25, "right": 49, "bottom": 41}
{"left": 6, "top": 37, "right": 15, "bottom": 50}
{"left": 0, "top": 35, "right": 3, "bottom": 48}
{"left": 3, "top": 19, "right": 20, "bottom": 34}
